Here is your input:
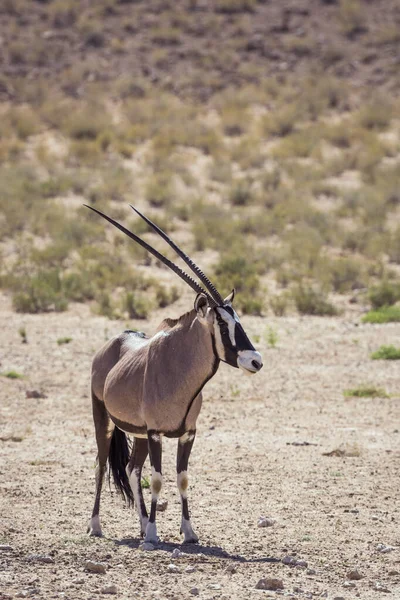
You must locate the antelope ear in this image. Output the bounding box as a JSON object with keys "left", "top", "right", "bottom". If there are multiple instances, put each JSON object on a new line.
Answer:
{"left": 224, "top": 289, "right": 235, "bottom": 304}
{"left": 194, "top": 293, "right": 209, "bottom": 318}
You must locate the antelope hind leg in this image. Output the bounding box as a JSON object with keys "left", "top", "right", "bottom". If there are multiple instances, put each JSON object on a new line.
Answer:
{"left": 126, "top": 436, "right": 149, "bottom": 537}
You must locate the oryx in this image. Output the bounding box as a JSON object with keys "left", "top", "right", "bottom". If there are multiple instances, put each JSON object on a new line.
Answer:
{"left": 86, "top": 204, "right": 263, "bottom": 545}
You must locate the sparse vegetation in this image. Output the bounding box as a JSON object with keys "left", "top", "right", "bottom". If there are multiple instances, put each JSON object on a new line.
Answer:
{"left": 362, "top": 306, "right": 400, "bottom": 324}
{"left": 1, "top": 370, "right": 23, "bottom": 379}
{"left": 343, "top": 386, "right": 388, "bottom": 398}
{"left": 371, "top": 345, "right": 400, "bottom": 361}
{"left": 0, "top": 1, "right": 398, "bottom": 323}
{"left": 57, "top": 337, "right": 72, "bottom": 345}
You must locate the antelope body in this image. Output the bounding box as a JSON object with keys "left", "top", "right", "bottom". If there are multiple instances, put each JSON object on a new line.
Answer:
{"left": 86, "top": 205, "right": 263, "bottom": 545}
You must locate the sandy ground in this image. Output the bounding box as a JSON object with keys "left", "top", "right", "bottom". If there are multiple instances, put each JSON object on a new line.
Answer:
{"left": 0, "top": 290, "right": 399, "bottom": 600}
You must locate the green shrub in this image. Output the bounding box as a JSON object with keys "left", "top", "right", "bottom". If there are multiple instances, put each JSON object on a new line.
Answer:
{"left": 213, "top": 252, "right": 264, "bottom": 315}
{"left": 228, "top": 178, "right": 255, "bottom": 206}
{"left": 362, "top": 306, "right": 400, "bottom": 324}
{"left": 145, "top": 172, "right": 174, "bottom": 208}
{"left": 344, "top": 386, "right": 388, "bottom": 398}
{"left": 330, "top": 257, "right": 366, "bottom": 293}
{"left": 155, "top": 285, "right": 179, "bottom": 308}
{"left": 57, "top": 337, "right": 72, "bottom": 345}
{"left": 122, "top": 292, "right": 149, "bottom": 319}
{"left": 262, "top": 105, "right": 298, "bottom": 138}
{"left": 371, "top": 345, "right": 400, "bottom": 360}
{"left": 1, "top": 370, "right": 23, "bottom": 379}
{"left": 338, "top": 0, "right": 367, "bottom": 37}
{"left": 368, "top": 281, "right": 400, "bottom": 309}
{"left": 12, "top": 269, "right": 68, "bottom": 314}
{"left": 292, "top": 285, "right": 338, "bottom": 316}
{"left": 356, "top": 100, "right": 393, "bottom": 130}
{"left": 270, "top": 293, "right": 289, "bottom": 316}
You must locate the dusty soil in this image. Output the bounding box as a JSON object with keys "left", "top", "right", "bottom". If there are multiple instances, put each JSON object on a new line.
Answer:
{"left": 0, "top": 289, "right": 399, "bottom": 600}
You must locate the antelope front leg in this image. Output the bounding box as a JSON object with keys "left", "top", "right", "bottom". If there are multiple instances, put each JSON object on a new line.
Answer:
{"left": 145, "top": 431, "right": 162, "bottom": 545}
{"left": 177, "top": 431, "right": 198, "bottom": 543}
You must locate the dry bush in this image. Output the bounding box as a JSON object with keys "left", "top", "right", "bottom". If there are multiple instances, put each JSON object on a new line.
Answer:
{"left": 338, "top": 0, "right": 367, "bottom": 37}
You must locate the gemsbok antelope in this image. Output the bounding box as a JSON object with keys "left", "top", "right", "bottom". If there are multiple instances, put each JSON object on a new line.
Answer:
{"left": 86, "top": 204, "right": 263, "bottom": 545}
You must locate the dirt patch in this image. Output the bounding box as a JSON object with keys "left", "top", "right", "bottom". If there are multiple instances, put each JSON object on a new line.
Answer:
{"left": 0, "top": 288, "right": 399, "bottom": 599}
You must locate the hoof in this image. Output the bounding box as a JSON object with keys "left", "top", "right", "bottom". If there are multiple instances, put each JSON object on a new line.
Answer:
{"left": 183, "top": 536, "right": 199, "bottom": 544}
{"left": 88, "top": 516, "right": 102, "bottom": 537}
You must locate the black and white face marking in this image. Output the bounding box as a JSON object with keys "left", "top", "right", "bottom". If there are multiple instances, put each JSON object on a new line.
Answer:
{"left": 213, "top": 304, "right": 263, "bottom": 375}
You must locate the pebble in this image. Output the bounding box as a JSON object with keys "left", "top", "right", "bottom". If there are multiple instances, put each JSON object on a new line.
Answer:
{"left": 190, "top": 588, "right": 199, "bottom": 596}
{"left": 256, "top": 578, "right": 284, "bottom": 591}
{"left": 306, "top": 568, "right": 316, "bottom": 575}
{"left": 185, "top": 566, "right": 196, "bottom": 573}
{"left": 72, "top": 578, "right": 85, "bottom": 585}
{"left": 140, "top": 542, "right": 155, "bottom": 551}
{"left": 101, "top": 584, "right": 118, "bottom": 595}
{"left": 258, "top": 516, "right": 275, "bottom": 528}
{"left": 171, "top": 548, "right": 184, "bottom": 559}
{"left": 84, "top": 560, "right": 106, "bottom": 574}
{"left": 376, "top": 543, "right": 396, "bottom": 553}
{"left": 225, "top": 564, "right": 237, "bottom": 574}
{"left": 157, "top": 499, "right": 168, "bottom": 512}
{"left": 167, "top": 563, "right": 180, "bottom": 573}
{"left": 343, "top": 581, "right": 356, "bottom": 588}
{"left": 282, "top": 555, "right": 308, "bottom": 568}
{"left": 0, "top": 544, "right": 13, "bottom": 551}
{"left": 388, "top": 570, "right": 399, "bottom": 576}
{"left": 374, "top": 582, "right": 391, "bottom": 593}
{"left": 334, "top": 597, "right": 345, "bottom": 600}
{"left": 27, "top": 554, "right": 55, "bottom": 564}
{"left": 347, "top": 570, "right": 363, "bottom": 581}
{"left": 208, "top": 583, "right": 221, "bottom": 590}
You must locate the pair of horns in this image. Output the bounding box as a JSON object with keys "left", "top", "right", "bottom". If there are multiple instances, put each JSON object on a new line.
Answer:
{"left": 84, "top": 204, "right": 224, "bottom": 307}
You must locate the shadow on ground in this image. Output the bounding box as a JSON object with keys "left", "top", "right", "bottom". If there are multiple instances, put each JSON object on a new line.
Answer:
{"left": 115, "top": 537, "right": 280, "bottom": 563}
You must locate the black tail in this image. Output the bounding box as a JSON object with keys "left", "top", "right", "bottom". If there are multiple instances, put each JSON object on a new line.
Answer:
{"left": 108, "top": 427, "right": 134, "bottom": 505}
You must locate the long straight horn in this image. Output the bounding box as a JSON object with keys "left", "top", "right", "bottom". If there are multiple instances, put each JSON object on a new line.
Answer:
{"left": 130, "top": 205, "right": 225, "bottom": 306}
{"left": 84, "top": 205, "right": 217, "bottom": 305}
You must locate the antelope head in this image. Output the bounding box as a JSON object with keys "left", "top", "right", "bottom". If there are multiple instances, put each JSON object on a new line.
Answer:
{"left": 85, "top": 204, "right": 263, "bottom": 375}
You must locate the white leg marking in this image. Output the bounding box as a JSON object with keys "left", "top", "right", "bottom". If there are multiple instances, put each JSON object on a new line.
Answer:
{"left": 181, "top": 517, "right": 199, "bottom": 543}
{"left": 151, "top": 467, "right": 163, "bottom": 499}
{"left": 144, "top": 521, "right": 158, "bottom": 544}
{"left": 88, "top": 515, "right": 102, "bottom": 537}
{"left": 127, "top": 465, "right": 148, "bottom": 536}
{"left": 177, "top": 470, "right": 188, "bottom": 499}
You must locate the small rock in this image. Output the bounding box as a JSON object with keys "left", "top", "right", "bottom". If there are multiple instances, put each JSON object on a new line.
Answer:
{"left": 282, "top": 555, "right": 297, "bottom": 566}
{"left": 101, "top": 584, "right": 118, "bottom": 595}
{"left": 171, "top": 548, "right": 184, "bottom": 559}
{"left": 27, "top": 554, "right": 55, "bottom": 564}
{"left": 0, "top": 544, "right": 13, "bottom": 551}
{"left": 343, "top": 581, "right": 356, "bottom": 588}
{"left": 347, "top": 570, "right": 363, "bottom": 581}
{"left": 139, "top": 542, "right": 155, "bottom": 551}
{"left": 374, "top": 582, "right": 391, "bottom": 593}
{"left": 256, "top": 578, "right": 284, "bottom": 591}
{"left": 258, "top": 516, "right": 275, "bottom": 528}
{"left": 296, "top": 560, "right": 308, "bottom": 568}
{"left": 388, "top": 570, "right": 399, "bottom": 576}
{"left": 185, "top": 566, "right": 196, "bottom": 573}
{"left": 208, "top": 583, "right": 221, "bottom": 590}
{"left": 306, "top": 568, "right": 316, "bottom": 575}
{"left": 190, "top": 588, "right": 199, "bottom": 596}
{"left": 72, "top": 578, "right": 85, "bottom": 585}
{"left": 15, "top": 592, "right": 29, "bottom": 598}
{"left": 225, "top": 564, "right": 237, "bottom": 574}
{"left": 376, "top": 543, "right": 396, "bottom": 553}
{"left": 334, "top": 597, "right": 345, "bottom": 600}
{"left": 26, "top": 390, "right": 46, "bottom": 399}
{"left": 167, "top": 563, "right": 180, "bottom": 573}
{"left": 84, "top": 560, "right": 106, "bottom": 574}
{"left": 157, "top": 499, "right": 168, "bottom": 512}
